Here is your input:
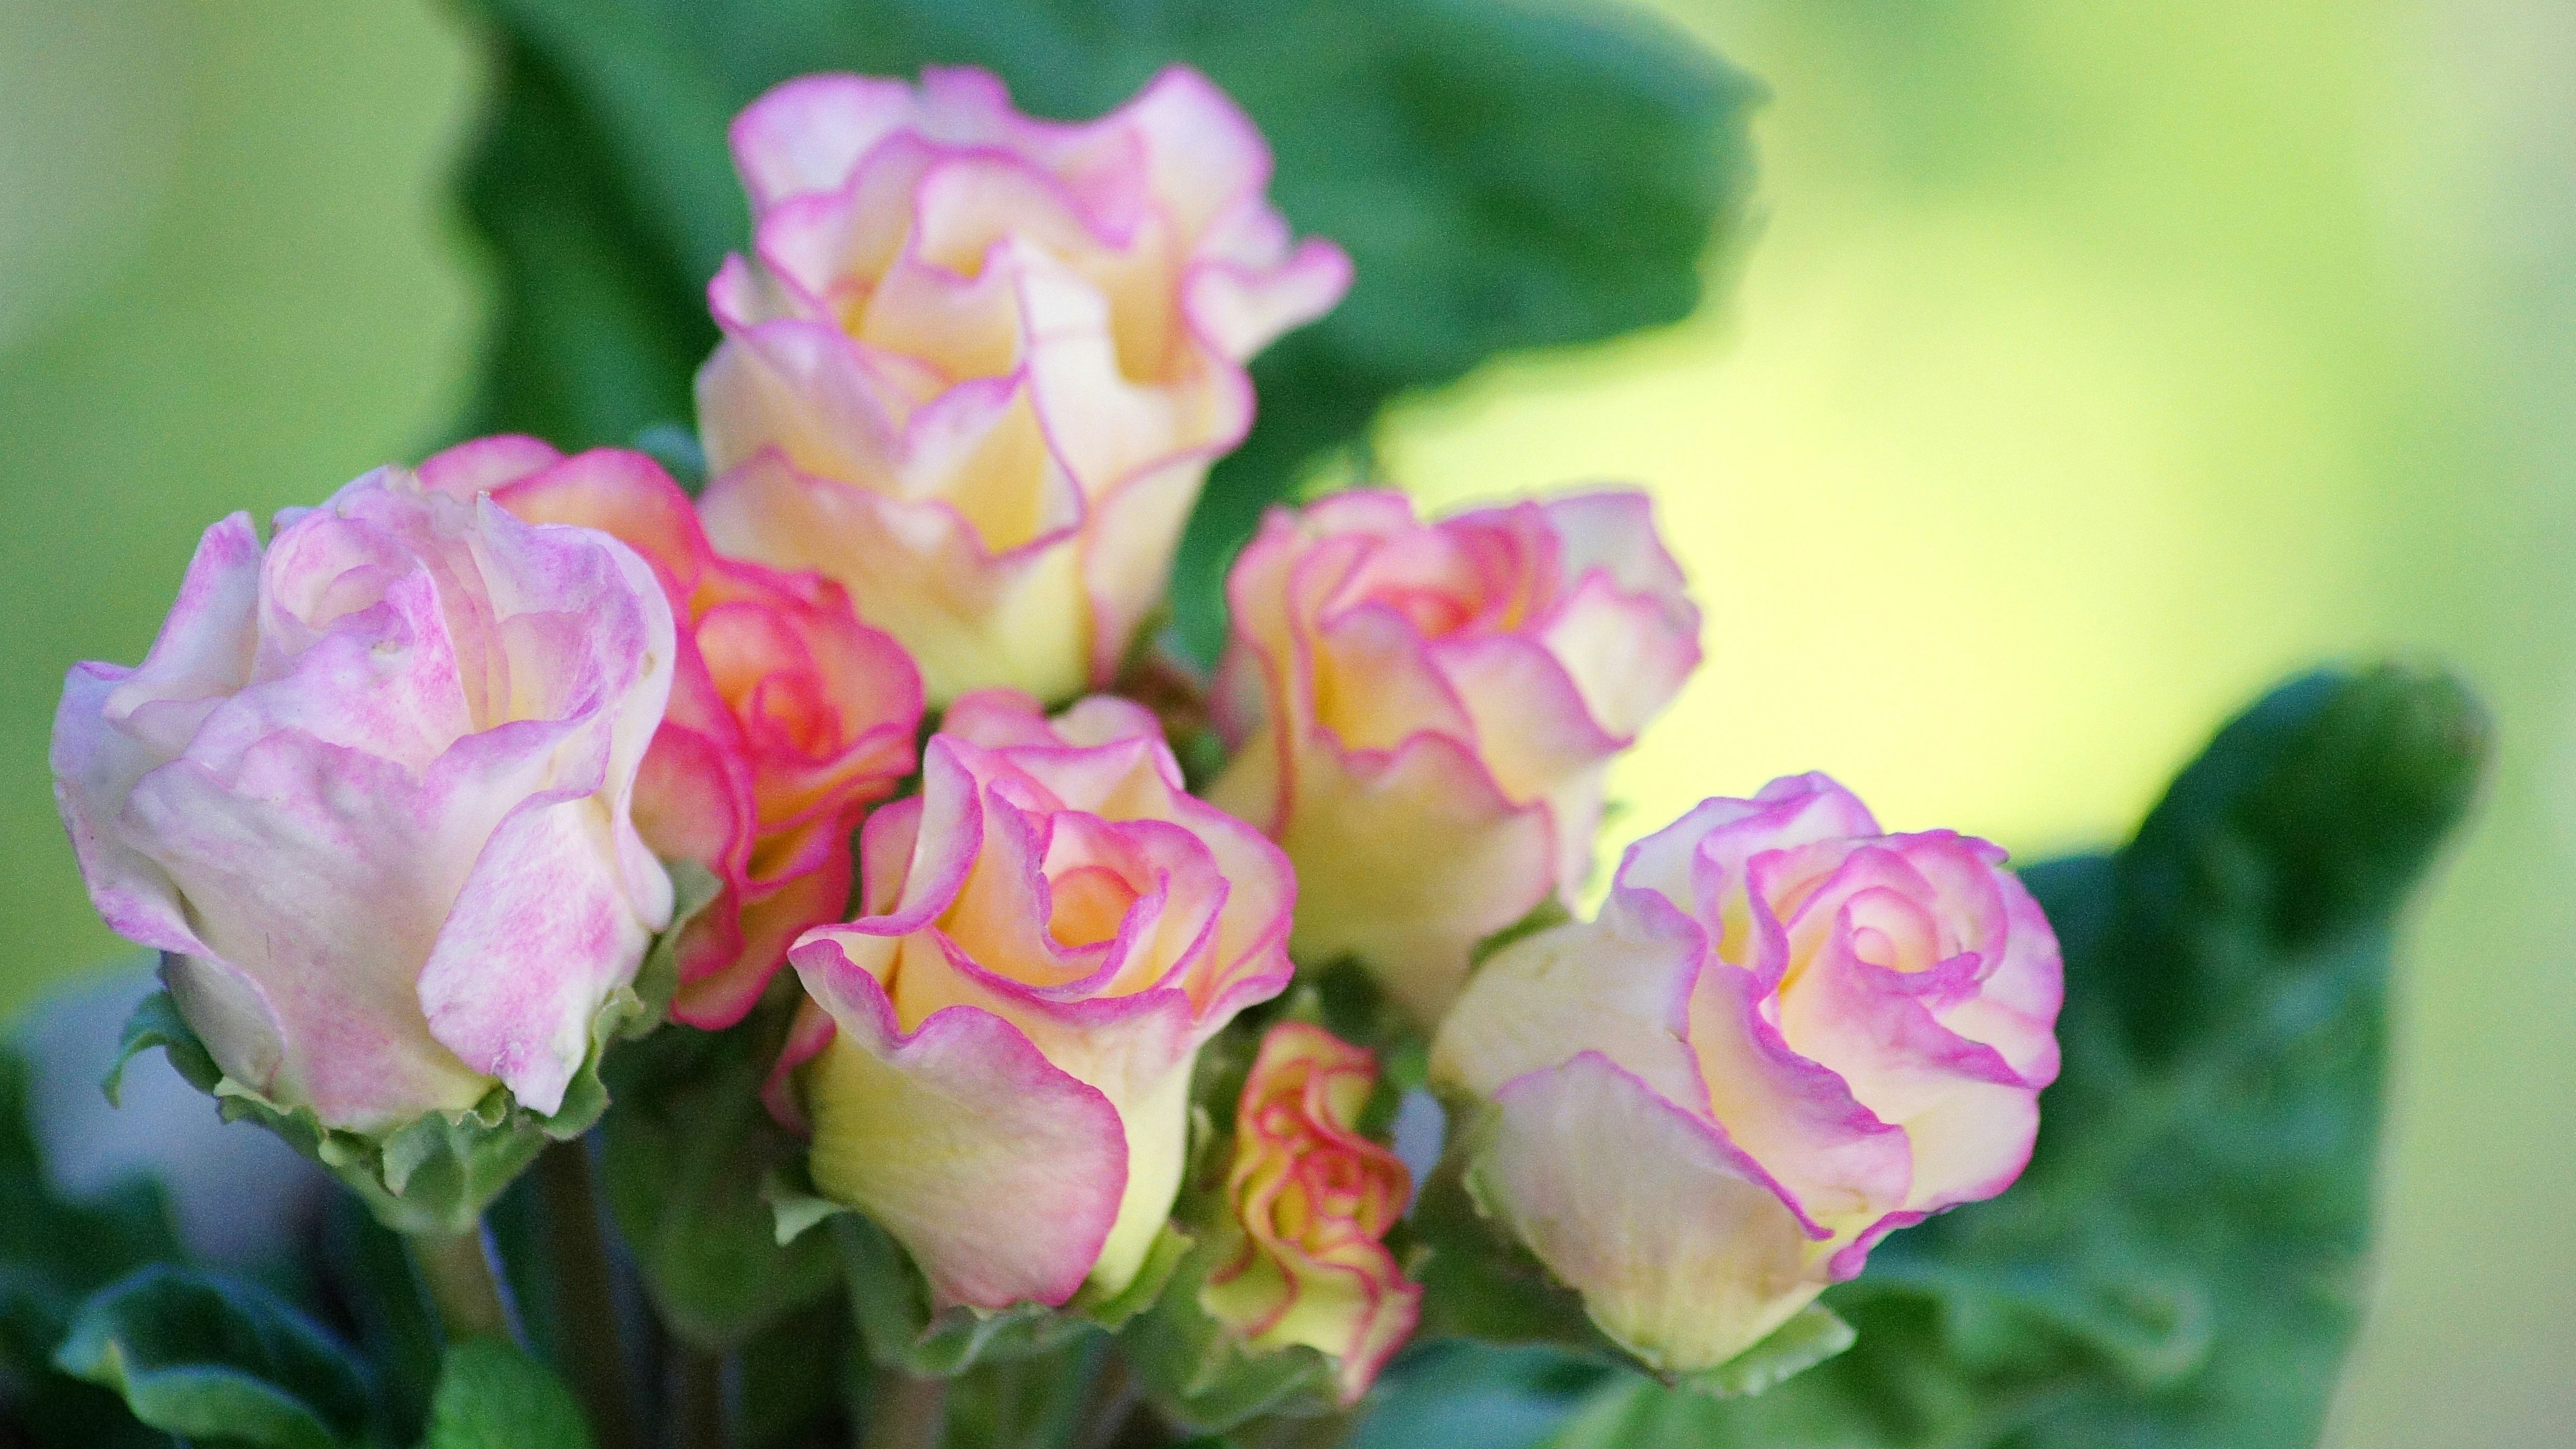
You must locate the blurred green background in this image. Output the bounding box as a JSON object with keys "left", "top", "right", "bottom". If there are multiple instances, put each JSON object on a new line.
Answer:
{"left": 1, "top": 1, "right": 2566, "bottom": 1443}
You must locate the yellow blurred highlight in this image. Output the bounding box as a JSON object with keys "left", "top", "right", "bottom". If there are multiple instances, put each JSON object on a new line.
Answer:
{"left": 1391, "top": 203, "right": 2371, "bottom": 861}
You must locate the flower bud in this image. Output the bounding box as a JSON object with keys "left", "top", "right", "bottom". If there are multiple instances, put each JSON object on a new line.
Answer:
{"left": 470, "top": 436, "right": 923, "bottom": 1028}
{"left": 1201, "top": 1022, "right": 1420, "bottom": 1404}
{"left": 53, "top": 451, "right": 678, "bottom": 1132}
{"left": 772, "top": 690, "right": 1295, "bottom": 1309}
{"left": 696, "top": 65, "right": 1351, "bottom": 705}
{"left": 1430, "top": 775, "right": 2063, "bottom": 1373}
{"left": 1208, "top": 490, "right": 1699, "bottom": 1021}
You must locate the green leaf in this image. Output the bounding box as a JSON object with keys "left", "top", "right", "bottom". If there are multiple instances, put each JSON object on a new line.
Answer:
{"left": 318, "top": 1194, "right": 447, "bottom": 1444}
{"left": 419, "top": 1338, "right": 595, "bottom": 1449}
{"left": 52, "top": 1265, "right": 372, "bottom": 1449}
{"left": 0, "top": 1044, "right": 182, "bottom": 1448}
{"left": 448, "top": 0, "right": 1760, "bottom": 653}
{"left": 101, "top": 862, "right": 722, "bottom": 1237}
{"left": 1542, "top": 665, "right": 2491, "bottom": 1449}
{"left": 598, "top": 1000, "right": 837, "bottom": 1349}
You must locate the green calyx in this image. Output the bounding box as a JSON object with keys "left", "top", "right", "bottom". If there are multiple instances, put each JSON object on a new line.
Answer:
{"left": 103, "top": 862, "right": 720, "bottom": 1238}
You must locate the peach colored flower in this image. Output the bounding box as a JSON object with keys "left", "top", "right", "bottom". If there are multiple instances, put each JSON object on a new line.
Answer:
{"left": 771, "top": 690, "right": 1295, "bottom": 1308}
{"left": 461, "top": 436, "right": 922, "bottom": 1028}
{"left": 1209, "top": 489, "right": 1699, "bottom": 1022}
{"left": 1202, "top": 1021, "right": 1420, "bottom": 1403}
{"left": 697, "top": 65, "right": 1350, "bottom": 705}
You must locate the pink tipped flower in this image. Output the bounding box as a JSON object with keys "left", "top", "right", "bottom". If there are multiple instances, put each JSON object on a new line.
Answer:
{"left": 771, "top": 690, "right": 1295, "bottom": 1309}
{"left": 1202, "top": 1022, "right": 1421, "bottom": 1404}
{"left": 1208, "top": 490, "right": 1700, "bottom": 1022}
{"left": 696, "top": 65, "right": 1352, "bottom": 706}
{"left": 460, "top": 437, "right": 924, "bottom": 1029}
{"left": 1430, "top": 775, "right": 2064, "bottom": 1373}
{"left": 51, "top": 452, "right": 678, "bottom": 1132}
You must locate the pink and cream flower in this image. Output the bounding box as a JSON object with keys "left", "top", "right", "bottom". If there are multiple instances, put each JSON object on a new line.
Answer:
{"left": 51, "top": 452, "right": 677, "bottom": 1132}
{"left": 1208, "top": 489, "right": 1700, "bottom": 1022}
{"left": 1201, "top": 1022, "right": 1421, "bottom": 1404}
{"left": 1431, "top": 775, "right": 2063, "bottom": 1373}
{"left": 771, "top": 690, "right": 1295, "bottom": 1309}
{"left": 458, "top": 437, "right": 924, "bottom": 1029}
{"left": 696, "top": 64, "right": 1352, "bottom": 705}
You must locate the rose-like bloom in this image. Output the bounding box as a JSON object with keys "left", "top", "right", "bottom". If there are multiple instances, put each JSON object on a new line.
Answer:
{"left": 1430, "top": 775, "right": 2062, "bottom": 1373}
{"left": 1207, "top": 490, "right": 1700, "bottom": 1022}
{"left": 458, "top": 436, "right": 924, "bottom": 1028}
{"left": 52, "top": 456, "right": 678, "bottom": 1132}
{"left": 696, "top": 64, "right": 1352, "bottom": 706}
{"left": 769, "top": 689, "right": 1294, "bottom": 1309}
{"left": 1201, "top": 1021, "right": 1420, "bottom": 1404}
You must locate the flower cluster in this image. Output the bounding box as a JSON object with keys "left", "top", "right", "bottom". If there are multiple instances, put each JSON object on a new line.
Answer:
{"left": 53, "top": 63, "right": 2059, "bottom": 1415}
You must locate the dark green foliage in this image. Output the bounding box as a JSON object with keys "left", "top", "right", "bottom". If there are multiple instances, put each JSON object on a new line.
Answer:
{"left": 1538, "top": 665, "right": 2489, "bottom": 1448}
{"left": 449, "top": 0, "right": 1760, "bottom": 654}
{"left": 52, "top": 1266, "right": 373, "bottom": 1449}
{"left": 0, "top": 1049, "right": 179, "bottom": 1447}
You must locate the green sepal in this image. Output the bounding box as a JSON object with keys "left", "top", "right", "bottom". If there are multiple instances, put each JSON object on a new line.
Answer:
{"left": 765, "top": 1159, "right": 849, "bottom": 1249}
{"left": 1674, "top": 1305, "right": 1855, "bottom": 1400}
{"left": 830, "top": 1212, "right": 1091, "bottom": 1379}
{"left": 103, "top": 861, "right": 721, "bottom": 1237}
{"left": 626, "top": 859, "right": 722, "bottom": 1027}
{"left": 1070, "top": 1224, "right": 1196, "bottom": 1332}
{"left": 52, "top": 1264, "right": 373, "bottom": 1449}
{"left": 419, "top": 1337, "right": 594, "bottom": 1449}
{"left": 1468, "top": 898, "right": 1573, "bottom": 970}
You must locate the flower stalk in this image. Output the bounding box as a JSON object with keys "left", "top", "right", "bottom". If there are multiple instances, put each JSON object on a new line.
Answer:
{"left": 410, "top": 1224, "right": 517, "bottom": 1345}
{"left": 860, "top": 1366, "right": 947, "bottom": 1449}
{"left": 539, "top": 1140, "right": 644, "bottom": 1449}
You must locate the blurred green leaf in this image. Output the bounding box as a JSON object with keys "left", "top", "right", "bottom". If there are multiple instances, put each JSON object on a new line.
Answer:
{"left": 1540, "top": 664, "right": 2491, "bottom": 1448}
{"left": 318, "top": 1195, "right": 446, "bottom": 1445}
{"left": 449, "top": 0, "right": 1760, "bottom": 654}
{"left": 599, "top": 1002, "right": 836, "bottom": 1349}
{"left": 52, "top": 1265, "right": 372, "bottom": 1449}
{"left": 0, "top": 1047, "right": 179, "bottom": 1447}
{"left": 419, "top": 1338, "right": 594, "bottom": 1449}
{"left": 1348, "top": 1342, "right": 1610, "bottom": 1449}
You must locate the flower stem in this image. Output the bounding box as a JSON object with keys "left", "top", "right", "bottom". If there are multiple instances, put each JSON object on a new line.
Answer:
{"left": 667, "top": 1342, "right": 730, "bottom": 1449}
{"left": 860, "top": 1365, "right": 947, "bottom": 1449}
{"left": 1072, "top": 1347, "right": 1144, "bottom": 1449}
{"left": 409, "top": 1223, "right": 516, "bottom": 1344}
{"left": 538, "top": 1140, "right": 645, "bottom": 1449}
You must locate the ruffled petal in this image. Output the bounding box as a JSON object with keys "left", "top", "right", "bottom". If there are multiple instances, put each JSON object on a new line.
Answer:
{"left": 790, "top": 930, "right": 1130, "bottom": 1310}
